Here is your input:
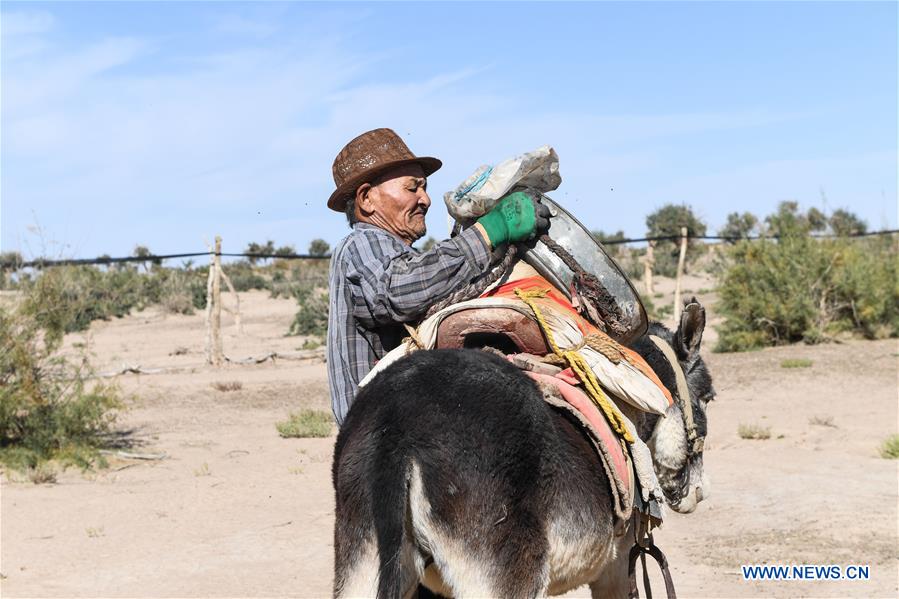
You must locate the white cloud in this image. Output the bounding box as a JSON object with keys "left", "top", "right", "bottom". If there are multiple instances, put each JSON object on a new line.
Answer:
{"left": 4, "top": 9, "right": 886, "bottom": 259}
{"left": 1, "top": 10, "right": 55, "bottom": 37}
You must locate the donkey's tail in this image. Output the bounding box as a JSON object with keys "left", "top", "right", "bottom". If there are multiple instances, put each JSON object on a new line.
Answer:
{"left": 373, "top": 456, "right": 411, "bottom": 599}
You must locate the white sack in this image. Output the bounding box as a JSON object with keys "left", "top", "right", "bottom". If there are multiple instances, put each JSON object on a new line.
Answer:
{"left": 444, "top": 145, "right": 562, "bottom": 221}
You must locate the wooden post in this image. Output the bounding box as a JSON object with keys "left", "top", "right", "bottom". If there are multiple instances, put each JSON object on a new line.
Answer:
{"left": 211, "top": 236, "right": 224, "bottom": 365}
{"left": 204, "top": 244, "right": 215, "bottom": 365}
{"left": 205, "top": 236, "right": 224, "bottom": 366}
{"left": 643, "top": 240, "right": 655, "bottom": 296}
{"left": 219, "top": 267, "right": 243, "bottom": 335}
{"left": 673, "top": 226, "right": 688, "bottom": 324}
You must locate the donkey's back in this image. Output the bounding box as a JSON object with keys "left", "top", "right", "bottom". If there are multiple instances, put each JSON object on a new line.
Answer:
{"left": 333, "top": 348, "right": 616, "bottom": 598}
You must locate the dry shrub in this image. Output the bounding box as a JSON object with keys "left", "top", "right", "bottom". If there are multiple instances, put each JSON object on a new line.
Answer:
{"left": 737, "top": 424, "right": 771, "bottom": 440}
{"left": 211, "top": 381, "right": 243, "bottom": 392}
{"left": 0, "top": 299, "right": 122, "bottom": 473}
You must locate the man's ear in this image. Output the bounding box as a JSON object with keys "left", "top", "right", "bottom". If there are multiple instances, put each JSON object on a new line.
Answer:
{"left": 356, "top": 182, "right": 375, "bottom": 216}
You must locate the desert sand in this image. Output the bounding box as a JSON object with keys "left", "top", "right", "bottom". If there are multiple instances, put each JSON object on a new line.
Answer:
{"left": 2, "top": 284, "right": 897, "bottom": 598}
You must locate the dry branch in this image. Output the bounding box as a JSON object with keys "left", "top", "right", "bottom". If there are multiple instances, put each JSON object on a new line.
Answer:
{"left": 219, "top": 266, "right": 243, "bottom": 335}
{"left": 100, "top": 450, "right": 167, "bottom": 461}
{"left": 225, "top": 349, "right": 325, "bottom": 365}
{"left": 673, "top": 226, "right": 688, "bottom": 323}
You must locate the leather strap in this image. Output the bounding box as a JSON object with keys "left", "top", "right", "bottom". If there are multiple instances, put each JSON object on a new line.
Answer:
{"left": 628, "top": 540, "right": 678, "bottom": 599}
{"left": 648, "top": 335, "right": 700, "bottom": 454}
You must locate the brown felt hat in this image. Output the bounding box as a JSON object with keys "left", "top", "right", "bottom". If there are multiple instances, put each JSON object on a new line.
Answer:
{"left": 327, "top": 128, "right": 442, "bottom": 212}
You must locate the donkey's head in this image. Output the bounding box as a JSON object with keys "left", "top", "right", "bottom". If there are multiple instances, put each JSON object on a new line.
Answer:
{"left": 633, "top": 298, "right": 716, "bottom": 514}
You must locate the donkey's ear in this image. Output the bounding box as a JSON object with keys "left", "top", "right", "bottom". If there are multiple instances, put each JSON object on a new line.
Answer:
{"left": 675, "top": 297, "right": 705, "bottom": 358}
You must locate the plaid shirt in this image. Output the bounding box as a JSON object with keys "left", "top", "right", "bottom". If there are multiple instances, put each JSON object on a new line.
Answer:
{"left": 326, "top": 223, "right": 491, "bottom": 425}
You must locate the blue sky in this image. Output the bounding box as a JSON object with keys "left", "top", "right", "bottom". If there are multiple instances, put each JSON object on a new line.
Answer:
{"left": 2, "top": 1, "right": 896, "bottom": 259}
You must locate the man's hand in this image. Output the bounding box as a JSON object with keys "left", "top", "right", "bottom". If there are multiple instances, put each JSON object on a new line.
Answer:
{"left": 475, "top": 191, "right": 551, "bottom": 248}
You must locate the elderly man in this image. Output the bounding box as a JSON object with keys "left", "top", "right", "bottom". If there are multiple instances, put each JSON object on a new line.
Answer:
{"left": 326, "top": 128, "right": 549, "bottom": 425}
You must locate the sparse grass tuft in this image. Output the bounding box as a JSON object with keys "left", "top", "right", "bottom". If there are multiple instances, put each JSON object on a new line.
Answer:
{"left": 781, "top": 358, "right": 813, "bottom": 369}
{"left": 276, "top": 410, "right": 333, "bottom": 438}
{"left": 300, "top": 337, "right": 322, "bottom": 350}
{"left": 738, "top": 424, "right": 771, "bottom": 440}
{"left": 193, "top": 462, "right": 211, "bottom": 477}
{"left": 85, "top": 526, "right": 105, "bottom": 538}
{"left": 28, "top": 463, "right": 58, "bottom": 484}
{"left": 878, "top": 434, "right": 899, "bottom": 459}
{"left": 808, "top": 415, "right": 836, "bottom": 428}
{"left": 211, "top": 381, "right": 242, "bottom": 392}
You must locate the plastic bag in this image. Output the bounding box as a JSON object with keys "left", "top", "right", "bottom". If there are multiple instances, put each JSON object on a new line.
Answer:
{"left": 444, "top": 145, "right": 562, "bottom": 222}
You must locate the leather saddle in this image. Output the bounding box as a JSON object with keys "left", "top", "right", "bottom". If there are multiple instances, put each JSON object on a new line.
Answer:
{"left": 434, "top": 307, "right": 549, "bottom": 355}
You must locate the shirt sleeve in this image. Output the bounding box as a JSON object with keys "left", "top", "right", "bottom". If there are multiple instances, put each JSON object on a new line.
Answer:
{"left": 344, "top": 226, "right": 491, "bottom": 328}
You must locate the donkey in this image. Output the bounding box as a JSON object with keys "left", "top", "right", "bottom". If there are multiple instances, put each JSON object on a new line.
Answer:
{"left": 332, "top": 300, "right": 715, "bottom": 598}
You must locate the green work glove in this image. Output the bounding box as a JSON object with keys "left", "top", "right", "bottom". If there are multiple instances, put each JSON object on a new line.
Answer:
{"left": 476, "top": 191, "right": 549, "bottom": 246}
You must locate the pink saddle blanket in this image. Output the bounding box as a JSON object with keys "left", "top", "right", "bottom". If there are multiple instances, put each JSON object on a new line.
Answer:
{"left": 523, "top": 369, "right": 633, "bottom": 520}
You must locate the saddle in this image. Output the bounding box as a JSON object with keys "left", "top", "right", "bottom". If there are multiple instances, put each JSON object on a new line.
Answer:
{"left": 428, "top": 266, "right": 667, "bottom": 523}
{"left": 435, "top": 307, "right": 549, "bottom": 354}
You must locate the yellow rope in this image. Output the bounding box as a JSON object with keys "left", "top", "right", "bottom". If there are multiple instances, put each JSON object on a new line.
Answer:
{"left": 514, "top": 288, "right": 634, "bottom": 443}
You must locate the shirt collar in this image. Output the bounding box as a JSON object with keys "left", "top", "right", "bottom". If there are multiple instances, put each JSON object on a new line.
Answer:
{"left": 352, "top": 222, "right": 418, "bottom": 249}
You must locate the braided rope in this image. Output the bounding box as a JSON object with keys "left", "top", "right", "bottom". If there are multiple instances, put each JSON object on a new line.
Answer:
{"left": 537, "top": 234, "right": 628, "bottom": 338}
{"left": 424, "top": 243, "right": 519, "bottom": 318}
{"left": 582, "top": 333, "right": 635, "bottom": 366}
{"left": 513, "top": 288, "right": 634, "bottom": 443}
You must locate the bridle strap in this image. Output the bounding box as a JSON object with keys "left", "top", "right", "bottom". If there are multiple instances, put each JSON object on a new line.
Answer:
{"left": 648, "top": 335, "right": 699, "bottom": 452}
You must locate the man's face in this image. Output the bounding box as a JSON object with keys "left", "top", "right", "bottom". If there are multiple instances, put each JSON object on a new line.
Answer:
{"left": 357, "top": 164, "right": 431, "bottom": 245}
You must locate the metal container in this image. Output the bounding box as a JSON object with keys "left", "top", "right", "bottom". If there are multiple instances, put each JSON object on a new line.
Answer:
{"left": 522, "top": 194, "right": 648, "bottom": 345}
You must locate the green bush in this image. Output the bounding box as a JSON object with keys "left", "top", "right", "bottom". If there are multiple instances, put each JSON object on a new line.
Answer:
{"left": 288, "top": 284, "right": 329, "bottom": 337}
{"left": 621, "top": 246, "right": 645, "bottom": 281}
{"left": 645, "top": 204, "right": 707, "bottom": 276}
{"left": 716, "top": 233, "right": 898, "bottom": 351}
{"left": 19, "top": 265, "right": 208, "bottom": 338}
{"left": 0, "top": 302, "right": 123, "bottom": 473}
{"left": 764, "top": 201, "right": 826, "bottom": 237}
{"left": 308, "top": 239, "right": 331, "bottom": 257}
{"left": 592, "top": 230, "right": 627, "bottom": 258}
{"left": 719, "top": 212, "right": 759, "bottom": 242}
{"left": 270, "top": 261, "right": 329, "bottom": 299}
{"left": 225, "top": 262, "right": 269, "bottom": 292}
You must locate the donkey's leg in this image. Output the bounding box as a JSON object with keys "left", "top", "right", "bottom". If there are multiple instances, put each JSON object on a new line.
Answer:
{"left": 409, "top": 462, "right": 550, "bottom": 598}
{"left": 333, "top": 478, "right": 381, "bottom": 599}
{"left": 587, "top": 529, "right": 632, "bottom": 599}
{"left": 334, "top": 535, "right": 378, "bottom": 598}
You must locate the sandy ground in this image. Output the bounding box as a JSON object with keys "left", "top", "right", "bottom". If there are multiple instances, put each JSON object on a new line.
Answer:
{"left": 2, "top": 285, "right": 897, "bottom": 598}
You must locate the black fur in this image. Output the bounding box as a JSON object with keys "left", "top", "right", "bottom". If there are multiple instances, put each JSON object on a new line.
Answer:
{"left": 333, "top": 306, "right": 714, "bottom": 598}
